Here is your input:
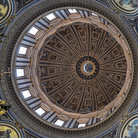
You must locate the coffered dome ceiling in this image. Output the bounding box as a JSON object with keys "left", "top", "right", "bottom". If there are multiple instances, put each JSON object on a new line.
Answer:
{"left": 37, "top": 22, "right": 127, "bottom": 114}
{"left": 11, "top": 7, "right": 132, "bottom": 128}
{"left": 15, "top": 7, "right": 132, "bottom": 127}
{"left": 1, "top": 0, "right": 137, "bottom": 137}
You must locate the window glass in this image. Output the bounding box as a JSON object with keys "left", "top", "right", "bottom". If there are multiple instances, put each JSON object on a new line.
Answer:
{"left": 19, "top": 46, "right": 27, "bottom": 55}
{"left": 46, "top": 13, "right": 56, "bottom": 20}
{"left": 55, "top": 119, "right": 64, "bottom": 126}
{"left": 92, "top": 13, "right": 98, "bottom": 16}
{"left": 17, "top": 69, "right": 24, "bottom": 77}
{"left": 22, "top": 90, "right": 31, "bottom": 98}
{"left": 29, "top": 27, "right": 38, "bottom": 35}
{"left": 78, "top": 124, "right": 86, "bottom": 128}
{"left": 35, "top": 108, "right": 45, "bottom": 116}
{"left": 68, "top": 9, "right": 77, "bottom": 13}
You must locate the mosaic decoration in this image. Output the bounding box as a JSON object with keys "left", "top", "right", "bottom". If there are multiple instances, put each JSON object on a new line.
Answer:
{"left": 16, "top": 0, "right": 34, "bottom": 12}
{"left": 119, "top": 113, "right": 138, "bottom": 138}
{"left": 128, "top": 18, "right": 138, "bottom": 34}
{"left": 0, "top": 0, "right": 13, "bottom": 27}
{"left": 111, "top": 0, "right": 138, "bottom": 14}
{"left": 0, "top": 122, "right": 23, "bottom": 138}
{"left": 102, "top": 128, "right": 117, "bottom": 138}
{"left": 0, "top": 99, "right": 11, "bottom": 115}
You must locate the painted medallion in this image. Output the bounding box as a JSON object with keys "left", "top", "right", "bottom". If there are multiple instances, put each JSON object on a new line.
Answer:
{"left": 0, "top": 0, "right": 13, "bottom": 26}
{"left": 111, "top": 0, "right": 138, "bottom": 14}
{"left": 119, "top": 113, "right": 138, "bottom": 138}
{"left": 0, "top": 122, "right": 23, "bottom": 138}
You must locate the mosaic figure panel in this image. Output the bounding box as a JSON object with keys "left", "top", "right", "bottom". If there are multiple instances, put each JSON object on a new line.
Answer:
{"left": 111, "top": 0, "right": 138, "bottom": 13}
